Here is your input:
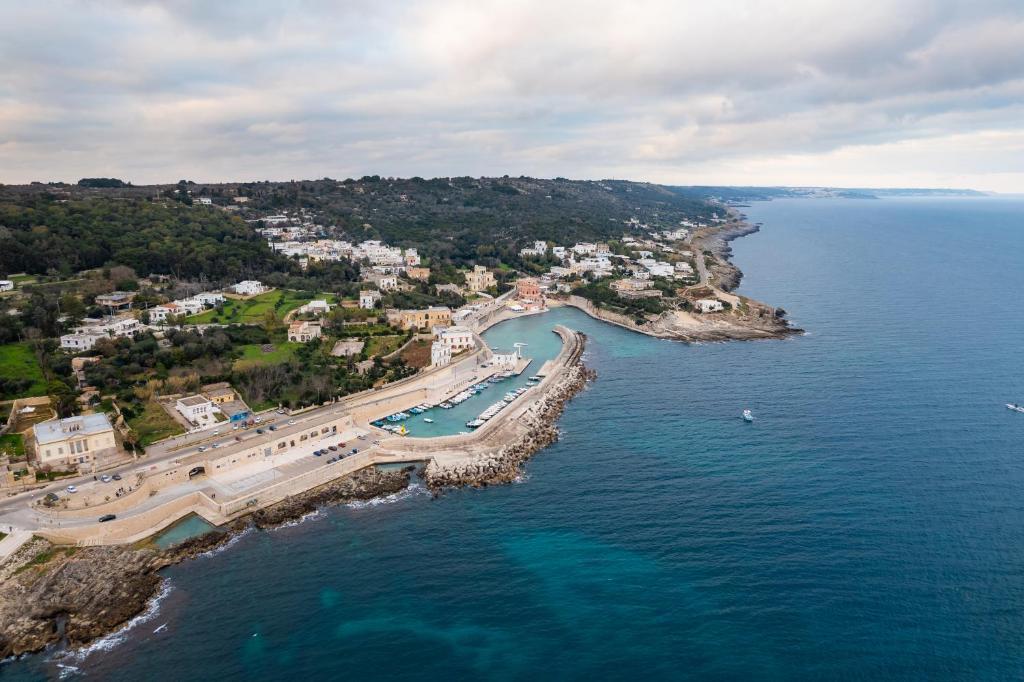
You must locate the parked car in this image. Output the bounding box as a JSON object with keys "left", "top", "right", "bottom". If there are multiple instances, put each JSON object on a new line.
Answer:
{"left": 350, "top": 448, "right": 358, "bottom": 454}
{"left": 66, "top": 485, "right": 78, "bottom": 493}
{"left": 198, "top": 446, "right": 207, "bottom": 452}
{"left": 254, "top": 416, "right": 263, "bottom": 423}
{"left": 112, "top": 473, "right": 122, "bottom": 481}
{"left": 256, "top": 428, "right": 264, "bottom": 434}
{"left": 98, "top": 514, "right": 116, "bottom": 523}
{"left": 100, "top": 474, "right": 112, "bottom": 483}
{"left": 314, "top": 450, "right": 323, "bottom": 457}
{"left": 211, "top": 443, "right": 219, "bottom": 449}
{"left": 213, "top": 429, "right": 221, "bottom": 436}
{"left": 232, "top": 424, "right": 239, "bottom": 431}
{"left": 268, "top": 425, "right": 277, "bottom": 431}
{"left": 287, "top": 419, "right": 296, "bottom": 426}
{"left": 358, "top": 435, "right": 367, "bottom": 440}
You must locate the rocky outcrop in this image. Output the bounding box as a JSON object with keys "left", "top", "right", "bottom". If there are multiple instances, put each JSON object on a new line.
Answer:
{"left": 692, "top": 219, "right": 761, "bottom": 292}
{"left": 251, "top": 467, "right": 411, "bottom": 529}
{"left": 0, "top": 467, "right": 412, "bottom": 659}
{"left": 422, "top": 361, "right": 596, "bottom": 490}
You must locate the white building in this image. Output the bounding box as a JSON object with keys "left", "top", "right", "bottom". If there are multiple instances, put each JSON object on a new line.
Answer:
{"left": 34, "top": 413, "right": 117, "bottom": 468}
{"left": 297, "top": 300, "right": 332, "bottom": 316}
{"left": 232, "top": 280, "right": 267, "bottom": 296}
{"left": 364, "top": 273, "right": 398, "bottom": 291}
{"left": 0, "top": 280, "right": 15, "bottom": 292}
{"left": 491, "top": 352, "right": 518, "bottom": 369}
{"left": 694, "top": 299, "right": 725, "bottom": 313}
{"left": 359, "top": 290, "right": 382, "bottom": 309}
{"left": 551, "top": 246, "right": 567, "bottom": 259}
{"left": 572, "top": 242, "right": 597, "bottom": 255}
{"left": 430, "top": 341, "right": 452, "bottom": 367}
{"left": 176, "top": 395, "right": 215, "bottom": 427}
{"left": 60, "top": 316, "right": 142, "bottom": 352}
{"left": 148, "top": 303, "right": 182, "bottom": 323}
{"left": 435, "top": 325, "right": 475, "bottom": 352}
{"left": 197, "top": 197, "right": 212, "bottom": 205}
{"left": 193, "top": 292, "right": 226, "bottom": 306}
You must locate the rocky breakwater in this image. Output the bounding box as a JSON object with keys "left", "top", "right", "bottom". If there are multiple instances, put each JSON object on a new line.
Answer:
{"left": 422, "top": 333, "right": 595, "bottom": 490}
{"left": 0, "top": 467, "right": 410, "bottom": 659}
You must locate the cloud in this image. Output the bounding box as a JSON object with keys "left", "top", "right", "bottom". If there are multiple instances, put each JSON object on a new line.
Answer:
{"left": 0, "top": 0, "right": 1022, "bottom": 191}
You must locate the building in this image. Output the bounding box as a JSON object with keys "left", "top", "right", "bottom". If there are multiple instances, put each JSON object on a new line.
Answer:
{"left": 389, "top": 306, "right": 452, "bottom": 331}
{"left": 404, "top": 248, "right": 421, "bottom": 266}
{"left": 148, "top": 303, "right": 181, "bottom": 323}
{"left": 197, "top": 197, "right": 212, "bottom": 205}
{"left": 435, "top": 325, "right": 475, "bottom": 352}
{"left": 288, "top": 320, "right": 322, "bottom": 342}
{"left": 202, "top": 383, "right": 237, "bottom": 405}
{"left": 694, "top": 299, "right": 725, "bottom": 313}
{"left": 296, "top": 300, "right": 332, "bottom": 316}
{"left": 515, "top": 277, "right": 542, "bottom": 300}
{"left": 0, "top": 280, "right": 13, "bottom": 292}
{"left": 33, "top": 413, "right": 117, "bottom": 469}
{"left": 430, "top": 341, "right": 452, "bottom": 367}
{"left": 60, "top": 316, "right": 141, "bottom": 352}
{"left": 95, "top": 291, "right": 136, "bottom": 310}
{"left": 359, "top": 290, "right": 382, "bottom": 310}
{"left": 491, "top": 352, "right": 518, "bottom": 369}
{"left": 176, "top": 395, "right": 215, "bottom": 427}
{"left": 465, "top": 265, "right": 496, "bottom": 292}
{"left": 363, "top": 272, "right": 398, "bottom": 291}
{"left": 611, "top": 278, "right": 663, "bottom": 300}
{"left": 232, "top": 280, "right": 267, "bottom": 296}
{"left": 405, "top": 266, "right": 431, "bottom": 281}
{"left": 193, "top": 292, "right": 226, "bottom": 306}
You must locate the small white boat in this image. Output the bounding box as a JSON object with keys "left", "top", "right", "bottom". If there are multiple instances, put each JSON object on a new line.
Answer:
{"left": 742, "top": 409, "right": 754, "bottom": 422}
{"left": 1007, "top": 403, "right": 1024, "bottom": 413}
{"left": 423, "top": 418, "right": 434, "bottom": 423}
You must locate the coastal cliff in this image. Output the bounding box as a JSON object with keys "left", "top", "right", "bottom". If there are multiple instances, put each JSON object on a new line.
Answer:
{"left": 0, "top": 467, "right": 411, "bottom": 659}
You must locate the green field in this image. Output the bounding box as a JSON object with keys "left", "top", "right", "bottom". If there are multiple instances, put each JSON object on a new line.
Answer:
{"left": 364, "top": 335, "right": 405, "bottom": 357}
{"left": 0, "top": 433, "right": 26, "bottom": 461}
{"left": 233, "top": 342, "right": 301, "bottom": 370}
{"left": 188, "top": 290, "right": 337, "bottom": 325}
{"left": 0, "top": 342, "right": 48, "bottom": 400}
{"left": 127, "top": 401, "right": 184, "bottom": 446}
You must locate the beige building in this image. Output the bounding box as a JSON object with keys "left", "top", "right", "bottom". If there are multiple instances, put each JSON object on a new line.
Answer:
{"left": 465, "top": 265, "right": 496, "bottom": 292}
{"left": 388, "top": 306, "right": 452, "bottom": 331}
{"left": 405, "top": 266, "right": 431, "bottom": 281}
{"left": 33, "top": 413, "right": 117, "bottom": 468}
{"left": 288, "top": 320, "right": 323, "bottom": 342}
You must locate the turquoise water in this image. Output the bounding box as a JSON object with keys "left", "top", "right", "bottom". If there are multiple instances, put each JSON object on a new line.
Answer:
{"left": 151, "top": 514, "right": 218, "bottom": 550}
{"left": 398, "top": 319, "right": 567, "bottom": 437}
{"left": 7, "top": 197, "right": 1024, "bottom": 679}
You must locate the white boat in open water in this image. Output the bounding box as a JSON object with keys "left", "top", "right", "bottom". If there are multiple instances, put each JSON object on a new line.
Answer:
{"left": 742, "top": 409, "right": 754, "bottom": 422}
{"left": 1006, "top": 403, "right": 1024, "bottom": 413}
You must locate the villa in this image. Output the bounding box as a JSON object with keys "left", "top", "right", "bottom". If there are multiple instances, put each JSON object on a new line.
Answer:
{"left": 288, "top": 319, "right": 323, "bottom": 343}
{"left": 33, "top": 413, "right": 117, "bottom": 469}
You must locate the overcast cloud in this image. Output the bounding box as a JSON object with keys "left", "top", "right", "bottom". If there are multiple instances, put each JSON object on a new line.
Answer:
{"left": 1, "top": 0, "right": 1023, "bottom": 190}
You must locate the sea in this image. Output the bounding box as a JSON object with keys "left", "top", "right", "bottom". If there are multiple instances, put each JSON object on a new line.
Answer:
{"left": 6, "top": 196, "right": 1024, "bottom": 680}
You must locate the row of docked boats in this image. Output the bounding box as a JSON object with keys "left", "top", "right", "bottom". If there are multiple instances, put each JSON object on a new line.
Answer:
{"left": 465, "top": 385, "right": 533, "bottom": 428}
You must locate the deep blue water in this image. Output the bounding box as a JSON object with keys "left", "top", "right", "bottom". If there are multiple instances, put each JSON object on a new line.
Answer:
{"left": 8, "top": 197, "right": 1024, "bottom": 680}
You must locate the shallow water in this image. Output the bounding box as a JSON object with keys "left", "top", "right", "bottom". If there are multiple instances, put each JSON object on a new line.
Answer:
{"left": 7, "top": 196, "right": 1024, "bottom": 680}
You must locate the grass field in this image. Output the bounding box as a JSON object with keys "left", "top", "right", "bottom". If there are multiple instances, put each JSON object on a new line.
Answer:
{"left": 0, "top": 433, "right": 26, "bottom": 461}
{"left": 188, "top": 290, "right": 337, "bottom": 325}
{"left": 364, "top": 335, "right": 405, "bottom": 357}
{"left": 0, "top": 342, "right": 48, "bottom": 400}
{"left": 233, "top": 342, "right": 301, "bottom": 370}
{"left": 127, "top": 400, "right": 184, "bottom": 446}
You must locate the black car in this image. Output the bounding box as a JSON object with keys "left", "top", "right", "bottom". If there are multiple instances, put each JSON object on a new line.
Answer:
{"left": 98, "top": 514, "right": 117, "bottom": 522}
{"left": 328, "top": 445, "right": 338, "bottom": 452}
{"left": 256, "top": 428, "right": 264, "bottom": 434}
{"left": 112, "top": 473, "right": 122, "bottom": 481}
{"left": 314, "top": 450, "right": 323, "bottom": 456}
{"left": 268, "top": 425, "right": 277, "bottom": 431}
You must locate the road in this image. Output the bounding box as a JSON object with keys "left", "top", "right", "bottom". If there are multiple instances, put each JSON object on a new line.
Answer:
{"left": 0, "top": 294, "right": 516, "bottom": 527}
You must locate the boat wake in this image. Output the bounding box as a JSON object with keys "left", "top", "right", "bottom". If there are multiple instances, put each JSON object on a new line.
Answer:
{"left": 55, "top": 578, "right": 174, "bottom": 670}
{"left": 346, "top": 483, "right": 429, "bottom": 509}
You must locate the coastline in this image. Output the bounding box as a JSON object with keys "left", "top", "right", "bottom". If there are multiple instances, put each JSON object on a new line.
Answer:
{"left": 558, "top": 215, "right": 801, "bottom": 343}
{"left": 0, "top": 327, "right": 593, "bottom": 661}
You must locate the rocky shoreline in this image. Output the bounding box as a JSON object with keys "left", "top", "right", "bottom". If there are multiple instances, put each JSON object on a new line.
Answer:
{"left": 422, "top": 356, "right": 596, "bottom": 490}
{"left": 0, "top": 467, "right": 411, "bottom": 660}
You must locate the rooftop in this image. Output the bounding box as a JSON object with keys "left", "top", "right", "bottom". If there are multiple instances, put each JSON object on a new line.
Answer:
{"left": 34, "top": 413, "right": 113, "bottom": 445}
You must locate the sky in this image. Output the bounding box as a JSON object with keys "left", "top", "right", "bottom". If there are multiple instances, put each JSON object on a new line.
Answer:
{"left": 1, "top": 0, "right": 1023, "bottom": 192}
